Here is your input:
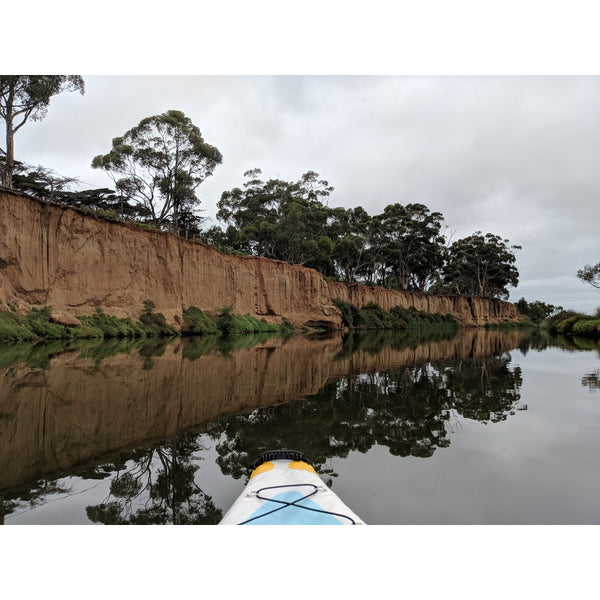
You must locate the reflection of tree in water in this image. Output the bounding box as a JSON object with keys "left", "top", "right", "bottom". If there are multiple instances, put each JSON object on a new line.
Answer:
{"left": 205, "top": 354, "right": 524, "bottom": 481}
{"left": 333, "top": 328, "right": 459, "bottom": 360}
{"left": 1, "top": 479, "right": 72, "bottom": 524}
{"left": 85, "top": 434, "right": 222, "bottom": 524}
{"left": 441, "top": 354, "right": 525, "bottom": 422}
{"left": 582, "top": 369, "right": 599, "bottom": 391}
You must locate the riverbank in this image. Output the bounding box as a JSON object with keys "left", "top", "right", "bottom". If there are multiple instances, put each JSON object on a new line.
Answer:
{"left": 0, "top": 299, "right": 465, "bottom": 345}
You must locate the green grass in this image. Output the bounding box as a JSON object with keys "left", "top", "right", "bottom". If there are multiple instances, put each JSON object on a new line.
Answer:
{"left": 0, "top": 306, "right": 76, "bottom": 343}
{"left": 0, "top": 303, "right": 295, "bottom": 346}
{"left": 79, "top": 308, "right": 150, "bottom": 338}
{"left": 216, "top": 305, "right": 294, "bottom": 336}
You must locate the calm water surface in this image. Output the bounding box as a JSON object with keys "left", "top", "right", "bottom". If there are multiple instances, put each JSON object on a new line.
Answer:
{"left": 1, "top": 328, "right": 599, "bottom": 524}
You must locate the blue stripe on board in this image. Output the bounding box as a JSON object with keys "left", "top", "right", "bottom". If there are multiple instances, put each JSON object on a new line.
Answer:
{"left": 244, "top": 490, "right": 343, "bottom": 525}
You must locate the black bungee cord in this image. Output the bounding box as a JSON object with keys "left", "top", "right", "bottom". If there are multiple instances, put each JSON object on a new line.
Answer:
{"left": 237, "top": 483, "right": 357, "bottom": 525}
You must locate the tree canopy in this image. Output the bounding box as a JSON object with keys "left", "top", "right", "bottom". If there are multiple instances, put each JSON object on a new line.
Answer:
{"left": 515, "top": 298, "right": 563, "bottom": 324}
{"left": 216, "top": 169, "right": 335, "bottom": 273}
{"left": 10, "top": 123, "right": 523, "bottom": 302}
{"left": 438, "top": 232, "right": 520, "bottom": 299}
{"left": 371, "top": 203, "right": 446, "bottom": 291}
{"left": 91, "top": 110, "right": 222, "bottom": 232}
{"left": 577, "top": 262, "right": 600, "bottom": 290}
{"left": 0, "top": 75, "right": 84, "bottom": 187}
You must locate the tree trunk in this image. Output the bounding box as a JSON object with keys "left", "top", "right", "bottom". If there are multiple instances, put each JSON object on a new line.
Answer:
{"left": 1, "top": 88, "right": 15, "bottom": 188}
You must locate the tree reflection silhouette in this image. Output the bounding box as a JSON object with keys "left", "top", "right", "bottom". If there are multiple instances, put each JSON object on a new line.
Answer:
{"left": 205, "top": 353, "right": 524, "bottom": 481}
{"left": 582, "top": 369, "right": 599, "bottom": 391}
{"left": 85, "top": 434, "right": 222, "bottom": 524}
{"left": 441, "top": 355, "right": 524, "bottom": 422}
{"left": 1, "top": 479, "right": 72, "bottom": 524}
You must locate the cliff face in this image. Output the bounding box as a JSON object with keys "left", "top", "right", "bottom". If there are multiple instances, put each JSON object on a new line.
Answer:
{"left": 0, "top": 189, "right": 519, "bottom": 327}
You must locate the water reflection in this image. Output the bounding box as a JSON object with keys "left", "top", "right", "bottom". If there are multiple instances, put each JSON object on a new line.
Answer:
{"left": 85, "top": 436, "right": 222, "bottom": 524}
{"left": 206, "top": 351, "right": 525, "bottom": 483}
{"left": 1, "top": 327, "right": 543, "bottom": 523}
{"left": 582, "top": 369, "right": 599, "bottom": 391}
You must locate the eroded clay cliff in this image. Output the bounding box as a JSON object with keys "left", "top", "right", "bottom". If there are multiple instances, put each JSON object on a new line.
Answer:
{"left": 0, "top": 189, "right": 519, "bottom": 328}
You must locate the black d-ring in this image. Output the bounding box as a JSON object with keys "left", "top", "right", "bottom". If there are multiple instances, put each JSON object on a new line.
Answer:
{"left": 250, "top": 449, "right": 312, "bottom": 470}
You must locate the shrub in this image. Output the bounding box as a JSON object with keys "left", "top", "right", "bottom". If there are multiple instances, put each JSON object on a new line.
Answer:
{"left": 216, "top": 305, "right": 292, "bottom": 336}
{"left": 182, "top": 306, "right": 219, "bottom": 335}
{"left": 572, "top": 319, "right": 600, "bottom": 337}
{"left": 546, "top": 310, "right": 585, "bottom": 335}
{"left": 555, "top": 316, "right": 583, "bottom": 336}
{"left": 332, "top": 299, "right": 458, "bottom": 331}
{"left": 139, "top": 302, "right": 178, "bottom": 337}
{"left": 332, "top": 298, "right": 360, "bottom": 327}
{"left": 79, "top": 307, "right": 147, "bottom": 338}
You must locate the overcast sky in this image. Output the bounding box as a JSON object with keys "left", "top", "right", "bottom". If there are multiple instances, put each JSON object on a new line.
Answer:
{"left": 6, "top": 2, "right": 600, "bottom": 314}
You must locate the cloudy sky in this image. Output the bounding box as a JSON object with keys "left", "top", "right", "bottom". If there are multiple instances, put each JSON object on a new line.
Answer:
{"left": 7, "top": 3, "right": 600, "bottom": 314}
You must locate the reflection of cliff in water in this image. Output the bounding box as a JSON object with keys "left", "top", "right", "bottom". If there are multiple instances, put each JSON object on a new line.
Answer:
{"left": 0, "top": 328, "right": 524, "bottom": 494}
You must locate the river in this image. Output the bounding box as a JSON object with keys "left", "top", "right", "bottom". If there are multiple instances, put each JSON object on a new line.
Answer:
{"left": 1, "top": 328, "right": 599, "bottom": 525}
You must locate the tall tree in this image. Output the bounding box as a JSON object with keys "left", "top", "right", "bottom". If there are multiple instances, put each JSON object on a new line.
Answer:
{"left": 442, "top": 231, "right": 520, "bottom": 299}
{"left": 330, "top": 206, "right": 376, "bottom": 283}
{"left": 216, "top": 169, "right": 335, "bottom": 272}
{"left": 91, "top": 110, "right": 222, "bottom": 232}
{"left": 515, "top": 298, "right": 563, "bottom": 324}
{"left": 0, "top": 75, "right": 84, "bottom": 187}
{"left": 372, "top": 203, "right": 446, "bottom": 291}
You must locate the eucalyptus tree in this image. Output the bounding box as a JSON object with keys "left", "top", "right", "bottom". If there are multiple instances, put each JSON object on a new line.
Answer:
{"left": 216, "top": 168, "right": 283, "bottom": 256}
{"left": 576, "top": 262, "right": 600, "bottom": 290}
{"left": 91, "top": 110, "right": 222, "bottom": 232}
{"left": 514, "top": 298, "right": 563, "bottom": 324}
{"left": 330, "top": 206, "right": 376, "bottom": 283}
{"left": 0, "top": 75, "right": 85, "bottom": 188}
{"left": 372, "top": 203, "right": 446, "bottom": 291}
{"left": 442, "top": 231, "right": 520, "bottom": 299}
{"left": 217, "top": 169, "right": 335, "bottom": 272}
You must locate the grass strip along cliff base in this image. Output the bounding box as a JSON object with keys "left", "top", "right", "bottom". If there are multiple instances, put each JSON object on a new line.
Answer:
{"left": 0, "top": 303, "right": 294, "bottom": 344}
